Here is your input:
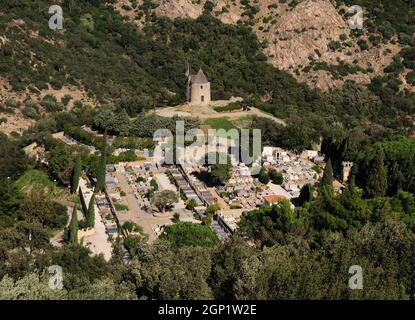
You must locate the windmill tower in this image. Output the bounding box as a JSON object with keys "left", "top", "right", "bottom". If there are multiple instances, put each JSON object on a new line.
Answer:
{"left": 185, "top": 59, "right": 211, "bottom": 106}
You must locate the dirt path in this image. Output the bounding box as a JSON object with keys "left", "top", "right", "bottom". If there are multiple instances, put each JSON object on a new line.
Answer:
{"left": 155, "top": 104, "right": 286, "bottom": 126}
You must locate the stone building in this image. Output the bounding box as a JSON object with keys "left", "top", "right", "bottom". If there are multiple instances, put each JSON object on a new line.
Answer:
{"left": 341, "top": 161, "right": 353, "bottom": 183}
{"left": 186, "top": 60, "right": 211, "bottom": 106}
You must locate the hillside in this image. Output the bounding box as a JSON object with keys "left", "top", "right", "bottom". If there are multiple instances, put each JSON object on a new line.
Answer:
{"left": 114, "top": 0, "right": 412, "bottom": 91}
{"left": 0, "top": 0, "right": 414, "bottom": 136}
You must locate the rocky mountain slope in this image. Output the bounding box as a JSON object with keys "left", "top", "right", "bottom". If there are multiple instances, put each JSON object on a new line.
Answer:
{"left": 114, "top": 0, "right": 404, "bottom": 90}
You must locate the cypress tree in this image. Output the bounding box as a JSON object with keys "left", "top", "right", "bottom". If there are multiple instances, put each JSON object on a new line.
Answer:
{"left": 299, "top": 184, "right": 313, "bottom": 206}
{"left": 347, "top": 174, "right": 356, "bottom": 193}
{"left": 71, "top": 156, "right": 81, "bottom": 194}
{"left": 96, "top": 132, "right": 107, "bottom": 192}
{"left": 86, "top": 194, "right": 95, "bottom": 228}
{"left": 364, "top": 148, "right": 388, "bottom": 198}
{"left": 69, "top": 204, "right": 78, "bottom": 244}
{"left": 79, "top": 188, "right": 88, "bottom": 217}
{"left": 321, "top": 158, "right": 334, "bottom": 187}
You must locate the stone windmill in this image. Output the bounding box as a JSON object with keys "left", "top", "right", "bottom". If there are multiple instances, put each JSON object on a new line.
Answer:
{"left": 185, "top": 58, "right": 211, "bottom": 106}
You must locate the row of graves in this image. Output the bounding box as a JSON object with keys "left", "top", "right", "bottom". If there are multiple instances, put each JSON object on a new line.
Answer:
{"left": 179, "top": 164, "right": 222, "bottom": 209}
{"left": 170, "top": 167, "right": 204, "bottom": 208}
{"left": 262, "top": 147, "right": 324, "bottom": 198}
{"left": 174, "top": 165, "right": 235, "bottom": 239}
{"left": 183, "top": 167, "right": 217, "bottom": 206}
{"left": 123, "top": 162, "right": 159, "bottom": 210}
{"left": 105, "top": 165, "right": 122, "bottom": 201}
{"left": 95, "top": 194, "right": 119, "bottom": 239}
{"left": 216, "top": 163, "right": 266, "bottom": 211}
{"left": 103, "top": 164, "right": 129, "bottom": 237}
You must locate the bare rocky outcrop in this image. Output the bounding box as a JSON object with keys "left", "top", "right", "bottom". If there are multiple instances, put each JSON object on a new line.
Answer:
{"left": 263, "top": 0, "right": 350, "bottom": 70}
{"left": 115, "top": 0, "right": 243, "bottom": 27}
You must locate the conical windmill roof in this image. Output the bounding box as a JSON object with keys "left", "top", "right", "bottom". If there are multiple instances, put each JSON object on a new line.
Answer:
{"left": 191, "top": 69, "right": 209, "bottom": 84}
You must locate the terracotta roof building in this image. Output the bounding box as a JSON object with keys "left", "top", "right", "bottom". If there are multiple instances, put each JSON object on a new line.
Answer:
{"left": 263, "top": 194, "right": 287, "bottom": 205}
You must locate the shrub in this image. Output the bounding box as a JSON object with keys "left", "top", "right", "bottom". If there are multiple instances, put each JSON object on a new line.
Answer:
{"left": 328, "top": 41, "right": 341, "bottom": 51}
{"left": 269, "top": 169, "right": 283, "bottom": 185}
{"left": 22, "top": 106, "right": 40, "bottom": 120}
{"left": 406, "top": 71, "right": 415, "bottom": 85}
{"left": 4, "top": 98, "right": 20, "bottom": 108}
{"left": 62, "top": 94, "right": 72, "bottom": 106}
{"left": 213, "top": 102, "right": 243, "bottom": 112}
{"left": 41, "top": 95, "right": 63, "bottom": 113}
{"left": 357, "top": 39, "right": 369, "bottom": 51}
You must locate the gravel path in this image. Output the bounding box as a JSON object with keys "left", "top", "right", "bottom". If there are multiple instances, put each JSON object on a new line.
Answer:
{"left": 155, "top": 105, "right": 286, "bottom": 126}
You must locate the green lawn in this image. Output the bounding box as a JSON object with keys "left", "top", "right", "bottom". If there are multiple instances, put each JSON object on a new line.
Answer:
{"left": 15, "top": 169, "right": 55, "bottom": 192}
{"left": 15, "top": 169, "right": 72, "bottom": 201}
{"left": 204, "top": 117, "right": 238, "bottom": 137}
{"left": 236, "top": 114, "right": 254, "bottom": 121}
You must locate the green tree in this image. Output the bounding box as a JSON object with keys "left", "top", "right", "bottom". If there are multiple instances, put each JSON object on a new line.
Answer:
{"left": 71, "top": 156, "right": 81, "bottom": 194}
{"left": 128, "top": 241, "right": 213, "bottom": 299}
{"left": 209, "top": 235, "right": 255, "bottom": 299}
{"left": 47, "top": 143, "right": 73, "bottom": 184}
{"left": 159, "top": 222, "right": 219, "bottom": 248}
{"left": 86, "top": 195, "right": 95, "bottom": 228}
{"left": 94, "top": 109, "right": 114, "bottom": 132}
{"left": 151, "top": 190, "right": 178, "bottom": 212}
{"left": 0, "top": 179, "right": 22, "bottom": 228}
{"left": 123, "top": 235, "right": 143, "bottom": 257}
{"left": 150, "top": 179, "right": 158, "bottom": 191}
{"left": 364, "top": 148, "right": 388, "bottom": 198}
{"left": 321, "top": 158, "right": 334, "bottom": 187}
{"left": 206, "top": 204, "right": 221, "bottom": 215}
{"left": 299, "top": 184, "right": 313, "bottom": 206}
{"left": 204, "top": 204, "right": 221, "bottom": 226}
{"left": 258, "top": 167, "right": 270, "bottom": 184}
{"left": 95, "top": 133, "right": 107, "bottom": 192}
{"left": 17, "top": 189, "right": 67, "bottom": 230}
{"left": 113, "top": 109, "right": 131, "bottom": 136}
{"left": 239, "top": 201, "right": 303, "bottom": 248}
{"left": 185, "top": 198, "right": 197, "bottom": 211}
{"left": 269, "top": 169, "right": 283, "bottom": 185}
{"left": 172, "top": 212, "right": 180, "bottom": 223}
{"left": 0, "top": 273, "right": 67, "bottom": 300}
{"left": 206, "top": 153, "right": 231, "bottom": 186}
{"left": 68, "top": 204, "right": 78, "bottom": 244}
{"left": 0, "top": 134, "right": 29, "bottom": 181}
